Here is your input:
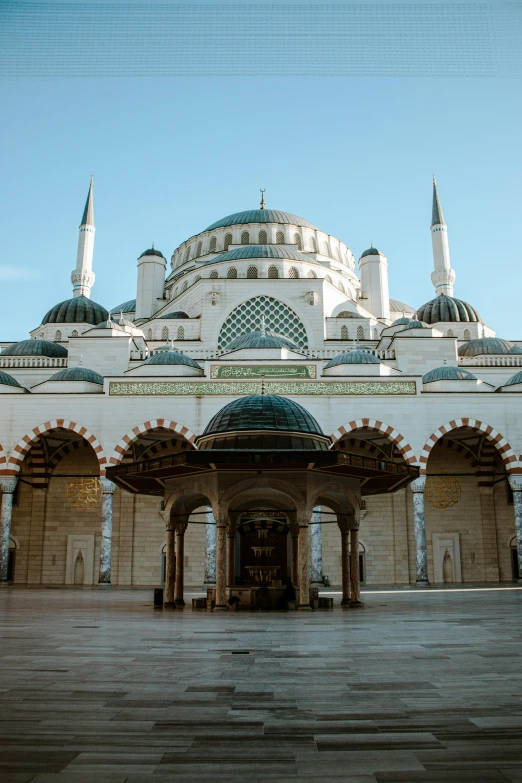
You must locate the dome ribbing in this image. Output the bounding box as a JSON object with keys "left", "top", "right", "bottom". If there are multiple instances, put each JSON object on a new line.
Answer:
{"left": 2, "top": 340, "right": 68, "bottom": 358}
{"left": 0, "top": 370, "right": 22, "bottom": 387}
{"left": 224, "top": 330, "right": 301, "bottom": 353}
{"left": 42, "top": 296, "right": 108, "bottom": 326}
{"left": 143, "top": 350, "right": 202, "bottom": 369}
{"left": 49, "top": 367, "right": 104, "bottom": 384}
{"left": 423, "top": 366, "right": 477, "bottom": 383}
{"left": 417, "top": 295, "right": 482, "bottom": 324}
{"left": 201, "top": 395, "right": 325, "bottom": 438}
{"left": 325, "top": 351, "right": 380, "bottom": 368}
{"left": 205, "top": 210, "right": 320, "bottom": 232}
{"left": 458, "top": 338, "right": 522, "bottom": 357}
{"left": 207, "top": 246, "right": 312, "bottom": 265}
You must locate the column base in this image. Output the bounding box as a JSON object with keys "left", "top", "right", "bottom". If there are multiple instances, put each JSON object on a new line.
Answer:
{"left": 213, "top": 605, "right": 228, "bottom": 612}
{"left": 174, "top": 599, "right": 185, "bottom": 607}
{"left": 350, "top": 600, "right": 363, "bottom": 607}
{"left": 0, "top": 581, "right": 10, "bottom": 588}
{"left": 163, "top": 601, "right": 176, "bottom": 609}
{"left": 415, "top": 580, "right": 431, "bottom": 588}
{"left": 298, "top": 604, "right": 313, "bottom": 611}
{"left": 97, "top": 582, "right": 112, "bottom": 588}
{"left": 340, "top": 598, "right": 351, "bottom": 606}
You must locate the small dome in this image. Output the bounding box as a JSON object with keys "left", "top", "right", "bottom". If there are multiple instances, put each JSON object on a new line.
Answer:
{"left": 325, "top": 351, "right": 380, "bottom": 368}
{"left": 391, "top": 317, "right": 412, "bottom": 327}
{"left": 504, "top": 371, "right": 522, "bottom": 387}
{"left": 93, "top": 317, "right": 126, "bottom": 332}
{"left": 360, "top": 247, "right": 382, "bottom": 258}
{"left": 225, "top": 330, "right": 301, "bottom": 352}
{"left": 48, "top": 367, "right": 104, "bottom": 384}
{"left": 0, "top": 370, "right": 21, "bottom": 388}
{"left": 423, "top": 366, "right": 477, "bottom": 383}
{"left": 158, "top": 311, "right": 190, "bottom": 320}
{"left": 42, "top": 296, "right": 108, "bottom": 326}
{"left": 389, "top": 299, "right": 415, "bottom": 314}
{"left": 417, "top": 295, "right": 482, "bottom": 324}
{"left": 138, "top": 247, "right": 165, "bottom": 259}
{"left": 399, "top": 319, "right": 430, "bottom": 331}
{"left": 207, "top": 245, "right": 311, "bottom": 265}
{"left": 458, "top": 338, "right": 522, "bottom": 357}
{"left": 2, "top": 340, "right": 68, "bottom": 358}
{"left": 143, "top": 350, "right": 202, "bottom": 369}
{"left": 205, "top": 210, "right": 320, "bottom": 232}
{"left": 111, "top": 299, "right": 136, "bottom": 314}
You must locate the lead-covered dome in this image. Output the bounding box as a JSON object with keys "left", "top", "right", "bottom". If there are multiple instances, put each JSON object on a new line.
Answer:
{"left": 143, "top": 350, "right": 202, "bottom": 369}
{"left": 417, "top": 295, "right": 482, "bottom": 324}
{"left": 423, "top": 366, "right": 477, "bottom": 383}
{"left": 158, "top": 311, "right": 190, "bottom": 319}
{"left": 458, "top": 338, "right": 522, "bottom": 357}
{"left": 503, "top": 371, "right": 522, "bottom": 387}
{"left": 205, "top": 210, "right": 320, "bottom": 232}
{"left": 399, "top": 319, "right": 430, "bottom": 331}
{"left": 111, "top": 299, "right": 136, "bottom": 314}
{"left": 197, "top": 394, "right": 329, "bottom": 450}
{"left": 42, "top": 295, "right": 108, "bottom": 326}
{"left": 139, "top": 247, "right": 165, "bottom": 259}
{"left": 224, "top": 330, "right": 301, "bottom": 353}
{"left": 0, "top": 370, "right": 22, "bottom": 387}
{"left": 391, "top": 317, "right": 412, "bottom": 327}
{"left": 360, "top": 247, "right": 382, "bottom": 258}
{"left": 48, "top": 367, "right": 104, "bottom": 384}
{"left": 325, "top": 351, "right": 380, "bottom": 368}
{"left": 2, "top": 340, "right": 68, "bottom": 357}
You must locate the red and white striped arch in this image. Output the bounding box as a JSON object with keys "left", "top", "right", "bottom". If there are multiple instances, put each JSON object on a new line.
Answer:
{"left": 0, "top": 443, "right": 6, "bottom": 474}
{"left": 330, "top": 418, "right": 417, "bottom": 465}
{"left": 419, "top": 418, "right": 521, "bottom": 475}
{"left": 108, "top": 419, "right": 197, "bottom": 466}
{"left": 3, "top": 420, "right": 107, "bottom": 476}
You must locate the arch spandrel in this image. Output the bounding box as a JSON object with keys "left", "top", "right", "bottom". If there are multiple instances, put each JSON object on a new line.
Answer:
{"left": 109, "top": 418, "right": 197, "bottom": 466}
{"left": 330, "top": 418, "right": 417, "bottom": 465}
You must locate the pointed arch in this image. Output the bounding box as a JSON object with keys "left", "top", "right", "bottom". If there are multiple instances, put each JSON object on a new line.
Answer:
{"left": 419, "top": 419, "right": 519, "bottom": 475}
{"left": 109, "top": 419, "right": 197, "bottom": 466}
{"left": 4, "top": 421, "right": 107, "bottom": 476}
{"left": 330, "top": 418, "right": 417, "bottom": 465}
{"left": 0, "top": 443, "right": 7, "bottom": 473}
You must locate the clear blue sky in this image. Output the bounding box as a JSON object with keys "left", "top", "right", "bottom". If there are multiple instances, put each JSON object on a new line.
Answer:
{"left": 1, "top": 3, "right": 521, "bottom": 340}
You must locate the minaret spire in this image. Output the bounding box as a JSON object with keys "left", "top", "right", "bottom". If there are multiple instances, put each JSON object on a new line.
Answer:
{"left": 71, "top": 178, "right": 96, "bottom": 298}
{"left": 430, "top": 176, "right": 455, "bottom": 297}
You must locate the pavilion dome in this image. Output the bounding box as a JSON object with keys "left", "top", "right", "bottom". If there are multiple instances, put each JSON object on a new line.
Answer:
{"left": 48, "top": 367, "right": 104, "bottom": 384}
{"left": 0, "top": 370, "right": 22, "bottom": 388}
{"left": 417, "top": 294, "right": 482, "bottom": 324}
{"left": 205, "top": 209, "right": 320, "bottom": 232}
{"left": 2, "top": 340, "right": 68, "bottom": 358}
{"left": 324, "top": 351, "right": 380, "bottom": 368}
{"left": 423, "top": 366, "right": 477, "bottom": 383}
{"left": 458, "top": 338, "right": 522, "bottom": 357}
{"left": 42, "top": 295, "right": 108, "bottom": 326}
{"left": 224, "top": 330, "right": 301, "bottom": 352}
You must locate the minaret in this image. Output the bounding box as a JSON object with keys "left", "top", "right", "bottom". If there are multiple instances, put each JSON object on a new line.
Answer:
{"left": 430, "top": 176, "right": 455, "bottom": 297}
{"left": 71, "top": 177, "right": 96, "bottom": 298}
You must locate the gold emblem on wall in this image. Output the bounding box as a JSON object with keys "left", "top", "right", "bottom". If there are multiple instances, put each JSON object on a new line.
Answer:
{"left": 425, "top": 475, "right": 462, "bottom": 509}
{"left": 65, "top": 477, "right": 102, "bottom": 511}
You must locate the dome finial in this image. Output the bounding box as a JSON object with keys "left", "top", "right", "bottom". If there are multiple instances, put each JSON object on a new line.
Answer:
{"left": 260, "top": 188, "right": 266, "bottom": 210}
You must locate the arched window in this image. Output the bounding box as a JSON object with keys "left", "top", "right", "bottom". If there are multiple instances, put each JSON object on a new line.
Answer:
{"left": 293, "top": 233, "right": 302, "bottom": 250}
{"left": 247, "top": 265, "right": 258, "bottom": 279}
{"left": 276, "top": 230, "right": 285, "bottom": 244}
{"left": 307, "top": 269, "right": 317, "bottom": 278}
{"left": 54, "top": 330, "right": 62, "bottom": 342}
{"left": 209, "top": 270, "right": 218, "bottom": 279}
{"left": 147, "top": 329, "right": 152, "bottom": 340}
{"left": 224, "top": 232, "right": 233, "bottom": 250}
{"left": 325, "top": 275, "right": 332, "bottom": 284}
{"left": 268, "top": 265, "right": 279, "bottom": 279}
{"left": 258, "top": 229, "right": 267, "bottom": 244}
{"left": 209, "top": 236, "right": 217, "bottom": 252}
{"left": 180, "top": 281, "right": 187, "bottom": 292}
{"left": 463, "top": 329, "right": 471, "bottom": 340}
{"left": 341, "top": 325, "right": 349, "bottom": 339}
{"left": 184, "top": 246, "right": 191, "bottom": 263}
{"left": 227, "top": 267, "right": 237, "bottom": 278}
{"left": 357, "top": 325, "right": 365, "bottom": 340}
{"left": 161, "top": 326, "right": 169, "bottom": 340}
{"left": 323, "top": 242, "right": 330, "bottom": 256}
{"left": 288, "top": 267, "right": 299, "bottom": 279}
{"left": 337, "top": 280, "right": 345, "bottom": 293}
{"left": 71, "top": 330, "right": 78, "bottom": 338}
{"left": 447, "top": 329, "right": 454, "bottom": 337}
{"left": 177, "top": 326, "right": 184, "bottom": 340}
{"left": 196, "top": 241, "right": 202, "bottom": 257}
{"left": 194, "top": 275, "right": 201, "bottom": 283}
{"left": 241, "top": 230, "right": 250, "bottom": 244}
{"left": 310, "top": 237, "right": 317, "bottom": 252}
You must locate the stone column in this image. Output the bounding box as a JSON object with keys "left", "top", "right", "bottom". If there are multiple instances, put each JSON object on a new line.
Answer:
{"left": 204, "top": 508, "right": 216, "bottom": 584}
{"left": 291, "top": 533, "right": 299, "bottom": 585}
{"left": 164, "top": 524, "right": 176, "bottom": 608}
{"left": 411, "top": 476, "right": 430, "bottom": 586}
{"left": 509, "top": 476, "right": 522, "bottom": 582}
{"left": 175, "top": 522, "right": 188, "bottom": 606}
{"left": 350, "top": 526, "right": 362, "bottom": 604}
{"left": 298, "top": 520, "right": 311, "bottom": 610}
{"left": 0, "top": 478, "right": 18, "bottom": 586}
{"left": 338, "top": 516, "right": 351, "bottom": 606}
{"left": 98, "top": 479, "right": 116, "bottom": 586}
{"left": 227, "top": 521, "right": 236, "bottom": 587}
{"left": 310, "top": 507, "right": 323, "bottom": 583}
{"left": 214, "top": 516, "right": 228, "bottom": 611}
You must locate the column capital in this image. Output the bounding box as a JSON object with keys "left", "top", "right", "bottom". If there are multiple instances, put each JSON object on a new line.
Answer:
{"left": 0, "top": 477, "right": 18, "bottom": 494}
{"left": 410, "top": 476, "right": 427, "bottom": 494}
{"left": 100, "top": 478, "right": 116, "bottom": 494}
{"left": 175, "top": 520, "right": 189, "bottom": 534}
{"left": 337, "top": 514, "right": 351, "bottom": 534}
{"left": 216, "top": 515, "right": 228, "bottom": 528}
{"left": 509, "top": 475, "right": 522, "bottom": 492}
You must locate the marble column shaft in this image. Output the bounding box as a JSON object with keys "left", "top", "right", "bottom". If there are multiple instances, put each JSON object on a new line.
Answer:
{"left": 411, "top": 476, "right": 430, "bottom": 585}
{"left": 214, "top": 517, "right": 228, "bottom": 610}
{"left": 164, "top": 527, "right": 176, "bottom": 607}
{"left": 227, "top": 524, "right": 236, "bottom": 587}
{"left": 204, "top": 509, "right": 216, "bottom": 584}
{"left": 350, "top": 527, "right": 361, "bottom": 604}
{"left": 0, "top": 478, "right": 18, "bottom": 585}
{"left": 298, "top": 522, "right": 310, "bottom": 608}
{"left": 341, "top": 531, "right": 351, "bottom": 605}
{"left": 310, "top": 508, "right": 323, "bottom": 583}
{"left": 98, "top": 479, "right": 116, "bottom": 586}
{"left": 291, "top": 534, "right": 299, "bottom": 585}
{"left": 175, "top": 523, "right": 187, "bottom": 606}
{"left": 509, "top": 476, "right": 522, "bottom": 580}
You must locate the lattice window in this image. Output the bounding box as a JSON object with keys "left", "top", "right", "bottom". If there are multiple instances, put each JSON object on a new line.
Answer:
{"left": 294, "top": 233, "right": 302, "bottom": 250}
{"left": 196, "top": 241, "right": 202, "bottom": 257}
{"left": 54, "top": 330, "right": 61, "bottom": 342}
{"left": 218, "top": 295, "right": 308, "bottom": 351}
{"left": 71, "top": 330, "right": 78, "bottom": 337}
{"left": 224, "top": 232, "right": 232, "bottom": 250}
{"left": 177, "top": 326, "right": 184, "bottom": 340}
{"left": 307, "top": 269, "right": 317, "bottom": 278}
{"left": 268, "top": 265, "right": 279, "bottom": 279}
{"left": 258, "top": 230, "right": 267, "bottom": 244}
{"left": 357, "top": 325, "right": 365, "bottom": 340}
{"left": 288, "top": 267, "right": 299, "bottom": 279}
{"left": 209, "top": 236, "right": 217, "bottom": 252}
{"left": 310, "top": 237, "right": 317, "bottom": 252}
{"left": 241, "top": 230, "right": 250, "bottom": 244}
{"left": 463, "top": 329, "right": 471, "bottom": 340}
{"left": 247, "top": 265, "right": 258, "bottom": 279}
{"left": 227, "top": 267, "right": 237, "bottom": 278}
{"left": 184, "top": 246, "right": 191, "bottom": 263}
{"left": 161, "top": 326, "right": 169, "bottom": 340}
{"left": 210, "top": 270, "right": 218, "bottom": 279}
{"left": 447, "top": 329, "right": 454, "bottom": 337}
{"left": 341, "top": 325, "right": 348, "bottom": 339}
{"left": 276, "top": 230, "right": 285, "bottom": 244}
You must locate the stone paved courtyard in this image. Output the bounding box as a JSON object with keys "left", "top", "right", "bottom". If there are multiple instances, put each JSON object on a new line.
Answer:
{"left": 1, "top": 588, "right": 522, "bottom": 783}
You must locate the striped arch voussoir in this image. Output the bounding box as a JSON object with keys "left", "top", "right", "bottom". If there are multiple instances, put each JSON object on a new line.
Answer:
{"left": 109, "top": 419, "right": 197, "bottom": 466}
{"left": 330, "top": 418, "right": 417, "bottom": 465}
{"left": 418, "top": 418, "right": 520, "bottom": 475}
{"left": 3, "top": 421, "right": 107, "bottom": 476}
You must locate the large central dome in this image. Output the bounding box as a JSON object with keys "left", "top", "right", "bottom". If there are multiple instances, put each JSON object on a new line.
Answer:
{"left": 205, "top": 209, "right": 320, "bottom": 232}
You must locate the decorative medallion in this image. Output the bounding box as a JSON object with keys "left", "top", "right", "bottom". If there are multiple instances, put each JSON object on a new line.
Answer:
{"left": 65, "top": 477, "right": 102, "bottom": 511}
{"left": 425, "top": 475, "right": 462, "bottom": 509}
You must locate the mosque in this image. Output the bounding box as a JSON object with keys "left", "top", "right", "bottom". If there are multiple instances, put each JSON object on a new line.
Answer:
{"left": 1, "top": 178, "right": 521, "bottom": 608}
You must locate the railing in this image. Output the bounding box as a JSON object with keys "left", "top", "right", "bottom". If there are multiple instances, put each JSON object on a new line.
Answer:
{"left": 459, "top": 356, "right": 522, "bottom": 367}
{"left": 0, "top": 357, "right": 68, "bottom": 368}
{"left": 308, "top": 348, "right": 396, "bottom": 361}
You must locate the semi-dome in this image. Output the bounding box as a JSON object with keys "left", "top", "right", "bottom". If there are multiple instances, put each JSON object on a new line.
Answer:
{"left": 207, "top": 245, "right": 311, "bottom": 265}
{"left": 205, "top": 210, "right": 320, "bottom": 232}
{"left": 158, "top": 311, "right": 190, "bottom": 319}
{"left": 197, "top": 394, "right": 329, "bottom": 451}
{"left": 143, "top": 350, "right": 202, "bottom": 369}
{"left": 458, "top": 338, "right": 522, "bottom": 357}
{"left": 360, "top": 247, "right": 382, "bottom": 258}
{"left": 417, "top": 295, "right": 482, "bottom": 324}
{"left": 0, "top": 370, "right": 22, "bottom": 388}
{"left": 503, "top": 371, "right": 522, "bottom": 387}
{"left": 138, "top": 247, "right": 165, "bottom": 259}
{"left": 224, "top": 330, "right": 301, "bottom": 353}
{"left": 111, "top": 299, "right": 136, "bottom": 313}
{"left": 325, "top": 351, "right": 380, "bottom": 368}
{"left": 423, "top": 366, "right": 477, "bottom": 383}
{"left": 2, "top": 340, "right": 68, "bottom": 358}
{"left": 48, "top": 367, "right": 104, "bottom": 384}
{"left": 42, "top": 295, "right": 108, "bottom": 326}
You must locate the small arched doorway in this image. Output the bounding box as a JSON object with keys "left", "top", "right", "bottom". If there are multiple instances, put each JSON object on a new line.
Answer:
{"left": 510, "top": 536, "right": 519, "bottom": 580}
